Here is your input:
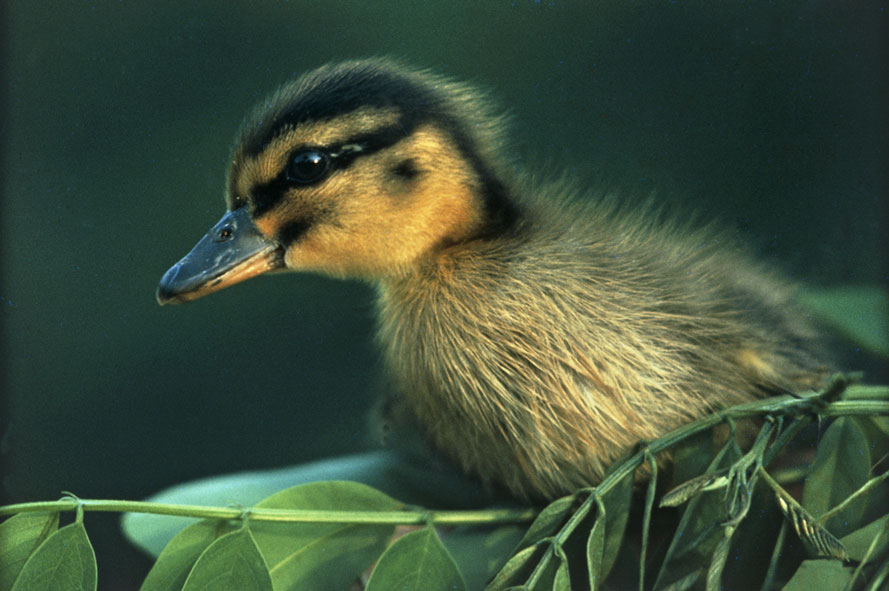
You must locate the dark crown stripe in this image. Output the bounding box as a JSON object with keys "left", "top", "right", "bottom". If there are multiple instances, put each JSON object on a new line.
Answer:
{"left": 242, "top": 64, "right": 439, "bottom": 158}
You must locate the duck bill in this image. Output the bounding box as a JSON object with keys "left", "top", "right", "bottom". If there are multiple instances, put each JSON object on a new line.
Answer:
{"left": 156, "top": 207, "right": 284, "bottom": 305}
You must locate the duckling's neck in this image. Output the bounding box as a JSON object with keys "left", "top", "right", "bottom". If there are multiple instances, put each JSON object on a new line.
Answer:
{"left": 372, "top": 211, "right": 559, "bottom": 498}
{"left": 418, "top": 173, "right": 526, "bottom": 280}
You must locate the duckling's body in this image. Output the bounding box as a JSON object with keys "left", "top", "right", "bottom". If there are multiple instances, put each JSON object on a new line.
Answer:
{"left": 376, "top": 200, "right": 825, "bottom": 499}
{"left": 158, "top": 59, "right": 827, "bottom": 501}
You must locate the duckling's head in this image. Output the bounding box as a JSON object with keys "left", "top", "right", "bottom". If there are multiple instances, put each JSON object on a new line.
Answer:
{"left": 157, "top": 58, "right": 517, "bottom": 304}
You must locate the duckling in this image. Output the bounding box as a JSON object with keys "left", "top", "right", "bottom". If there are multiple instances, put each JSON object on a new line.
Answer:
{"left": 157, "top": 58, "right": 828, "bottom": 501}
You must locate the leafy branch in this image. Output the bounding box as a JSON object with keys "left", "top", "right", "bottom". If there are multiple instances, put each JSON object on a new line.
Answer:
{"left": 1, "top": 377, "right": 887, "bottom": 591}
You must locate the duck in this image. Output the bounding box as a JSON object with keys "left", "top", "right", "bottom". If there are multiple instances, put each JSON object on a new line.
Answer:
{"left": 156, "top": 58, "right": 829, "bottom": 502}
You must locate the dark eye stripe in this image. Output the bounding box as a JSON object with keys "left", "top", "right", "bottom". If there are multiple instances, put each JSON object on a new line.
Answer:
{"left": 249, "top": 123, "right": 412, "bottom": 217}
{"left": 344, "top": 124, "right": 409, "bottom": 157}
{"left": 251, "top": 174, "right": 293, "bottom": 217}
{"left": 277, "top": 218, "right": 314, "bottom": 245}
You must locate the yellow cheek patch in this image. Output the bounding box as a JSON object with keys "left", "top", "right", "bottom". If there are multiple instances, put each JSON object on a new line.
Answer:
{"left": 398, "top": 125, "right": 484, "bottom": 243}
{"left": 284, "top": 125, "right": 484, "bottom": 278}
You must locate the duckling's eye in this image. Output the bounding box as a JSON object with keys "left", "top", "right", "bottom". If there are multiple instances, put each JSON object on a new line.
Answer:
{"left": 286, "top": 149, "right": 330, "bottom": 184}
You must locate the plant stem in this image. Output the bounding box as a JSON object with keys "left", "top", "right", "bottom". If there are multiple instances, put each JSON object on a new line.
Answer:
{"left": 760, "top": 520, "right": 787, "bottom": 591}
{"left": 0, "top": 498, "right": 536, "bottom": 525}
{"left": 817, "top": 470, "right": 889, "bottom": 525}
{"left": 639, "top": 449, "right": 657, "bottom": 591}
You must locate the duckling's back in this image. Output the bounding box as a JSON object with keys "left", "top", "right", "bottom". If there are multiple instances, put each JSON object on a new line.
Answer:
{"left": 376, "top": 190, "right": 827, "bottom": 500}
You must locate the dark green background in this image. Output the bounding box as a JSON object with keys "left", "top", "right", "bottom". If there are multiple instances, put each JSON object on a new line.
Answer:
{"left": 3, "top": 2, "right": 887, "bottom": 589}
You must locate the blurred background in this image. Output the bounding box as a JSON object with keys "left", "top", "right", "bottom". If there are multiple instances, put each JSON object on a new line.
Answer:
{"left": 2, "top": 2, "right": 887, "bottom": 589}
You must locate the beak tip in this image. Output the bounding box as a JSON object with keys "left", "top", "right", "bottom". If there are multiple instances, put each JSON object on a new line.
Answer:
{"left": 156, "top": 264, "right": 184, "bottom": 305}
{"left": 156, "top": 284, "right": 175, "bottom": 306}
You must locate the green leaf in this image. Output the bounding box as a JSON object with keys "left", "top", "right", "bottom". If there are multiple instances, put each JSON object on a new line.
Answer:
{"left": 586, "top": 510, "right": 605, "bottom": 591}
{"left": 123, "top": 450, "right": 455, "bottom": 557}
{"left": 268, "top": 522, "right": 395, "bottom": 591}
{"left": 366, "top": 527, "right": 465, "bottom": 591}
{"left": 798, "top": 286, "right": 889, "bottom": 357}
{"left": 526, "top": 551, "right": 561, "bottom": 591}
{"left": 859, "top": 416, "right": 889, "bottom": 473}
{"left": 866, "top": 415, "right": 889, "bottom": 439}
{"left": 599, "top": 472, "right": 633, "bottom": 579}
{"left": 841, "top": 514, "right": 889, "bottom": 562}
{"left": 250, "top": 481, "right": 403, "bottom": 591}
{"left": 442, "top": 524, "right": 525, "bottom": 591}
{"left": 140, "top": 519, "right": 238, "bottom": 591}
{"left": 516, "top": 495, "right": 575, "bottom": 549}
{"left": 486, "top": 545, "right": 541, "bottom": 590}
{"left": 658, "top": 569, "right": 701, "bottom": 591}
{"left": 802, "top": 417, "right": 871, "bottom": 535}
{"left": 181, "top": 527, "right": 272, "bottom": 591}
{"left": 721, "top": 482, "right": 788, "bottom": 588}
{"left": 653, "top": 437, "right": 741, "bottom": 590}
{"left": 552, "top": 552, "right": 571, "bottom": 591}
{"left": 0, "top": 512, "right": 59, "bottom": 591}
{"left": 779, "top": 559, "right": 854, "bottom": 591}
{"left": 491, "top": 476, "right": 631, "bottom": 590}
{"left": 11, "top": 522, "right": 96, "bottom": 591}
{"left": 660, "top": 473, "right": 728, "bottom": 508}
